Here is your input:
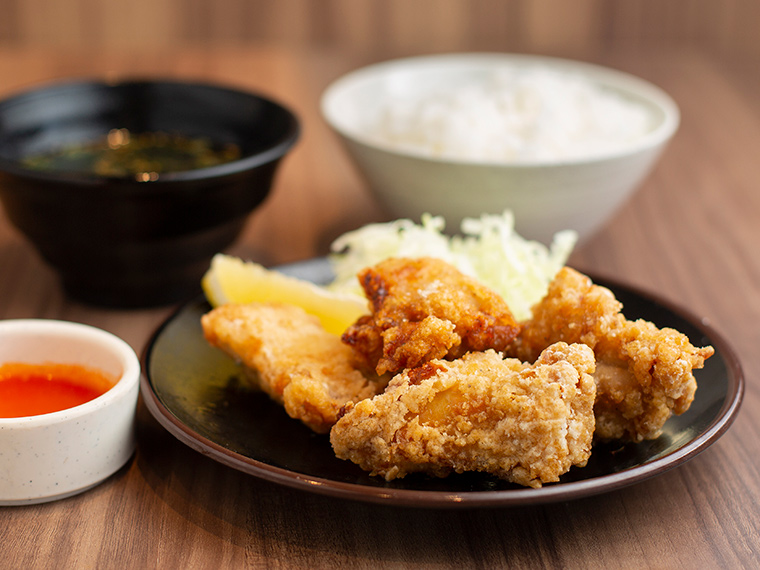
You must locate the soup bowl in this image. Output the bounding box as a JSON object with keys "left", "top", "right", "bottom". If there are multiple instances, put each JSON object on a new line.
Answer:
{"left": 0, "top": 79, "right": 299, "bottom": 307}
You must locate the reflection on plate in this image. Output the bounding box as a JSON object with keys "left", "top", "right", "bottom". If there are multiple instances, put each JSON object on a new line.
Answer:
{"left": 140, "top": 258, "right": 744, "bottom": 508}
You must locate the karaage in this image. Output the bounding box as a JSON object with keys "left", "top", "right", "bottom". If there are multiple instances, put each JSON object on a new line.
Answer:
{"left": 508, "top": 267, "right": 714, "bottom": 441}
{"left": 342, "top": 257, "right": 521, "bottom": 375}
{"left": 202, "top": 302, "right": 386, "bottom": 433}
{"left": 330, "top": 342, "right": 596, "bottom": 488}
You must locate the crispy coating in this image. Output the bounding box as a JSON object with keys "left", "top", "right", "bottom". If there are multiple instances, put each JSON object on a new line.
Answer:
{"left": 330, "top": 343, "right": 597, "bottom": 488}
{"left": 201, "top": 302, "right": 386, "bottom": 434}
{"left": 342, "top": 257, "right": 521, "bottom": 375}
{"left": 508, "top": 267, "right": 715, "bottom": 441}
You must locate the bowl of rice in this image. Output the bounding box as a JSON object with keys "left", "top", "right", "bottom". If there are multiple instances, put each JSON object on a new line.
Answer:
{"left": 321, "top": 53, "right": 679, "bottom": 243}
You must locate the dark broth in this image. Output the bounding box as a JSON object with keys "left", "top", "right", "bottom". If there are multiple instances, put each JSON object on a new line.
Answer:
{"left": 22, "top": 129, "right": 241, "bottom": 178}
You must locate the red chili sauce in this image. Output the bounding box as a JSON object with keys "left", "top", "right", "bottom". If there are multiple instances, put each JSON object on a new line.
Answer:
{"left": 0, "top": 362, "right": 115, "bottom": 418}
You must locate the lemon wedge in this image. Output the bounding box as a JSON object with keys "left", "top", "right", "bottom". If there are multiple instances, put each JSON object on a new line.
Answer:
{"left": 201, "top": 254, "right": 368, "bottom": 335}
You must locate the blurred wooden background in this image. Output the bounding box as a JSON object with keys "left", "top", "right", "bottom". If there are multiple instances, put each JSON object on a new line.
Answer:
{"left": 1, "top": 0, "right": 759, "bottom": 58}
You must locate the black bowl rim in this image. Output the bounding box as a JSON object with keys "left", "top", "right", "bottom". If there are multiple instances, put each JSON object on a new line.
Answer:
{"left": 0, "top": 77, "right": 300, "bottom": 185}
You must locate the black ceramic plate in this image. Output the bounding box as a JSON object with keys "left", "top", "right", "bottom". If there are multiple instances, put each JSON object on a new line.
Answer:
{"left": 140, "top": 258, "right": 744, "bottom": 508}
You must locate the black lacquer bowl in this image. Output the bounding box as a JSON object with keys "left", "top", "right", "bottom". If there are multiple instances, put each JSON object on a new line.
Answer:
{"left": 141, "top": 258, "right": 744, "bottom": 508}
{"left": 0, "top": 79, "right": 299, "bottom": 307}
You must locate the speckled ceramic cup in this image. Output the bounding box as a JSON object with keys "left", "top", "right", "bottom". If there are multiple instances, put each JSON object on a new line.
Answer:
{"left": 0, "top": 319, "right": 140, "bottom": 505}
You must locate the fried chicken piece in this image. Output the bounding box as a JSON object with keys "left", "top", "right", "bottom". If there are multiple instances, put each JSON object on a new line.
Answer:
{"left": 202, "top": 302, "right": 386, "bottom": 434}
{"left": 508, "top": 267, "right": 715, "bottom": 441}
{"left": 342, "top": 257, "right": 521, "bottom": 375}
{"left": 330, "top": 343, "right": 596, "bottom": 488}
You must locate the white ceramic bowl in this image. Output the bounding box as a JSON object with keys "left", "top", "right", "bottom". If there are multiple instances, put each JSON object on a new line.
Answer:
{"left": 321, "top": 53, "right": 680, "bottom": 243}
{"left": 0, "top": 319, "right": 140, "bottom": 505}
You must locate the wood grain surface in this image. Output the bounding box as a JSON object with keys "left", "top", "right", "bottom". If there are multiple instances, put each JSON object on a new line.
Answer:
{"left": 1, "top": 44, "right": 759, "bottom": 568}
{"left": 3, "top": 0, "right": 760, "bottom": 60}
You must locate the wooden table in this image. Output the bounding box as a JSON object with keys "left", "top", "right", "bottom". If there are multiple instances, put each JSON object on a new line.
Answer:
{"left": 1, "top": 46, "right": 758, "bottom": 568}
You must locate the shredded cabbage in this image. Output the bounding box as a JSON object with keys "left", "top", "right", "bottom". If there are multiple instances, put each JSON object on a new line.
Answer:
{"left": 327, "top": 211, "right": 576, "bottom": 321}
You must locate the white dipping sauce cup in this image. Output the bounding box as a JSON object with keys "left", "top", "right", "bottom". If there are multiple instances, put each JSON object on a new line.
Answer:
{"left": 0, "top": 319, "right": 140, "bottom": 505}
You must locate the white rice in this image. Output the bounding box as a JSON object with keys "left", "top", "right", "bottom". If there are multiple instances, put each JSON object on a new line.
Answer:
{"left": 366, "top": 66, "right": 654, "bottom": 163}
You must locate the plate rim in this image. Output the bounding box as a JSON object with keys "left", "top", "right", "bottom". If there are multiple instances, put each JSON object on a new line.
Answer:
{"left": 140, "top": 261, "right": 745, "bottom": 508}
